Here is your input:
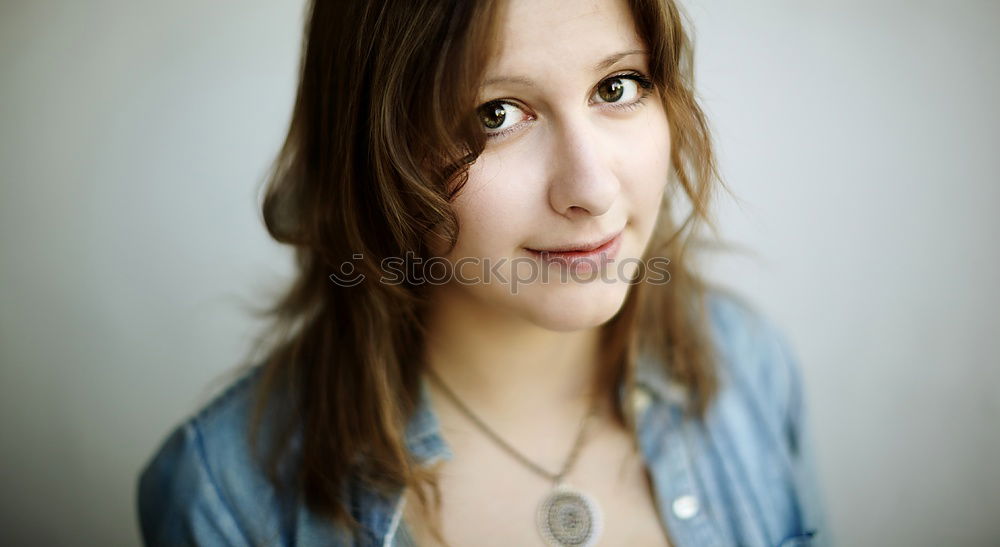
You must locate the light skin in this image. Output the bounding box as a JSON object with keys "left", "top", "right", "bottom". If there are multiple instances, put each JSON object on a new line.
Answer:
{"left": 423, "top": 0, "right": 671, "bottom": 429}
{"left": 410, "top": 0, "right": 673, "bottom": 543}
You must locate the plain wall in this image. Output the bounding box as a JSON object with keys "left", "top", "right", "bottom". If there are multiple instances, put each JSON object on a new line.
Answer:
{"left": 1, "top": 1, "right": 997, "bottom": 545}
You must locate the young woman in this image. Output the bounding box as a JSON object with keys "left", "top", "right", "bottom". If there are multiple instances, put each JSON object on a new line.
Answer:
{"left": 137, "top": 0, "right": 829, "bottom": 545}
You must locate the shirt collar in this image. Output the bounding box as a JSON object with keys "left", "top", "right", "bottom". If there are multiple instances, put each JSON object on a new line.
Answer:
{"left": 633, "top": 349, "right": 691, "bottom": 409}
{"left": 404, "top": 374, "right": 455, "bottom": 466}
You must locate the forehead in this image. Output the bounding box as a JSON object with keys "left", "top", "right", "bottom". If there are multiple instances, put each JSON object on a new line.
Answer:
{"left": 486, "top": 0, "right": 645, "bottom": 78}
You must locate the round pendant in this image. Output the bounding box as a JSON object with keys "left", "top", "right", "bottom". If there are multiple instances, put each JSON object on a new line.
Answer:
{"left": 536, "top": 483, "right": 603, "bottom": 547}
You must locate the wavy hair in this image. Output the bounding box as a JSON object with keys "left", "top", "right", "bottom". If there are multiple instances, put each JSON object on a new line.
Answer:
{"left": 242, "top": 0, "right": 727, "bottom": 541}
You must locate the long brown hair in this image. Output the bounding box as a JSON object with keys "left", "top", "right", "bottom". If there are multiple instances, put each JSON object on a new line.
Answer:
{"left": 242, "top": 0, "right": 727, "bottom": 541}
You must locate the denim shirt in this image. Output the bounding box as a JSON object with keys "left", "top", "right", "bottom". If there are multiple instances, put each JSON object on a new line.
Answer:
{"left": 137, "top": 290, "right": 830, "bottom": 546}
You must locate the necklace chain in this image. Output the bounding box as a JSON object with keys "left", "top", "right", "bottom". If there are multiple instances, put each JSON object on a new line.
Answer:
{"left": 425, "top": 367, "right": 600, "bottom": 484}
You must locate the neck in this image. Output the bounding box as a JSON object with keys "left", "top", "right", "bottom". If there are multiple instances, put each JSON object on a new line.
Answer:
{"left": 421, "top": 285, "right": 608, "bottom": 428}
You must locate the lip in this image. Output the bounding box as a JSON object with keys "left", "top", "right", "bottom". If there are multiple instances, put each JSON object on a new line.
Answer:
{"left": 526, "top": 229, "right": 623, "bottom": 254}
{"left": 524, "top": 229, "right": 624, "bottom": 275}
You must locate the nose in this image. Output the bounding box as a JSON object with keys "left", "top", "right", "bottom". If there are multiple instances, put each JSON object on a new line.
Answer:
{"left": 545, "top": 115, "right": 620, "bottom": 218}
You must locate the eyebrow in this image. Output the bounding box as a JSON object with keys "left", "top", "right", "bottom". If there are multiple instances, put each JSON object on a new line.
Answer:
{"left": 594, "top": 48, "right": 647, "bottom": 71}
{"left": 481, "top": 49, "right": 648, "bottom": 89}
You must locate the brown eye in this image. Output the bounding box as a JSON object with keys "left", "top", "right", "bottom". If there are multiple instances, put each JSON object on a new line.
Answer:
{"left": 479, "top": 101, "right": 506, "bottom": 130}
{"left": 592, "top": 74, "right": 653, "bottom": 106}
{"left": 597, "top": 78, "right": 626, "bottom": 102}
{"left": 476, "top": 100, "right": 529, "bottom": 137}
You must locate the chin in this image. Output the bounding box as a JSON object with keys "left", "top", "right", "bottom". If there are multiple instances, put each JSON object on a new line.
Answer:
{"left": 514, "top": 278, "right": 632, "bottom": 332}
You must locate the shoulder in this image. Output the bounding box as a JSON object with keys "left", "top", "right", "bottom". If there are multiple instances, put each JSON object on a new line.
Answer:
{"left": 136, "top": 365, "right": 298, "bottom": 546}
{"left": 701, "top": 287, "right": 830, "bottom": 546}
{"left": 704, "top": 287, "right": 802, "bottom": 427}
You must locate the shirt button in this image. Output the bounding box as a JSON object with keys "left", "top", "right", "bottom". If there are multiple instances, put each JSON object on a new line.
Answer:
{"left": 672, "top": 495, "right": 699, "bottom": 520}
{"left": 631, "top": 387, "right": 651, "bottom": 415}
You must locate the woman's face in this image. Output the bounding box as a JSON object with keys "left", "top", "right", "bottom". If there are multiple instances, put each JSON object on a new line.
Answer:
{"left": 434, "top": 0, "right": 671, "bottom": 331}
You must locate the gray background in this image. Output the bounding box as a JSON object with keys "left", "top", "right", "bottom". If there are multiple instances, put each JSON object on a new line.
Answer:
{"left": 1, "top": 1, "right": 998, "bottom": 545}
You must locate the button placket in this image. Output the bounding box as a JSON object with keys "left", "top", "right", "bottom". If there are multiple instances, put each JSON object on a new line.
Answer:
{"left": 639, "top": 401, "right": 727, "bottom": 547}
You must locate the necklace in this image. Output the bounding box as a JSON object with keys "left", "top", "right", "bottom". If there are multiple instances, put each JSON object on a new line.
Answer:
{"left": 425, "top": 367, "right": 604, "bottom": 547}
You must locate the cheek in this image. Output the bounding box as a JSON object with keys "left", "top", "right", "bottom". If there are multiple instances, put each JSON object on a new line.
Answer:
{"left": 444, "top": 157, "right": 533, "bottom": 260}
{"left": 622, "top": 108, "right": 672, "bottom": 216}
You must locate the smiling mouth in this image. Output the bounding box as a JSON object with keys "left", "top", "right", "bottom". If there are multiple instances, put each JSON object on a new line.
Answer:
{"left": 525, "top": 229, "right": 623, "bottom": 254}
{"left": 523, "top": 229, "right": 624, "bottom": 275}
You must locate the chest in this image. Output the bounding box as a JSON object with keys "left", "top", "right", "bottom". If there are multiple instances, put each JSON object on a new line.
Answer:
{"left": 398, "top": 417, "right": 672, "bottom": 547}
